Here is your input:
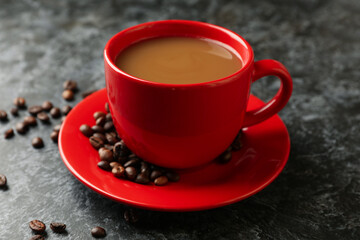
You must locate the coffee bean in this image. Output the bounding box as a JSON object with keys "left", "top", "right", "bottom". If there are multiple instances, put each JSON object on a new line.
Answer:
{"left": 113, "top": 140, "right": 130, "bottom": 158}
{"left": 231, "top": 131, "right": 243, "bottom": 151}
{"left": 0, "top": 110, "right": 8, "bottom": 121}
{"left": 62, "top": 105, "right": 72, "bottom": 115}
{"left": 135, "top": 172, "right": 150, "bottom": 184}
{"left": 50, "top": 107, "right": 61, "bottom": 118}
{"left": 105, "top": 113, "right": 112, "bottom": 122}
{"left": 104, "top": 144, "right": 114, "bottom": 151}
{"left": 140, "top": 161, "right": 149, "bottom": 172}
{"left": 32, "top": 137, "right": 44, "bottom": 149}
{"left": 150, "top": 170, "right": 162, "bottom": 181}
{"left": 93, "top": 111, "right": 106, "bottom": 120}
{"left": 217, "top": 148, "right": 232, "bottom": 164}
{"left": 165, "top": 171, "right": 180, "bottom": 182}
{"left": 103, "top": 121, "right": 114, "bottom": 132}
{"left": 125, "top": 166, "right": 137, "bottom": 181}
{"left": 110, "top": 162, "right": 120, "bottom": 168}
{"left": 50, "top": 131, "right": 59, "bottom": 143}
{"left": 105, "top": 133, "right": 117, "bottom": 145}
{"left": 96, "top": 116, "right": 106, "bottom": 126}
{"left": 0, "top": 174, "right": 7, "bottom": 187}
{"left": 124, "top": 209, "right": 139, "bottom": 224}
{"left": 105, "top": 102, "right": 110, "bottom": 113}
{"left": 4, "top": 128, "right": 14, "bottom": 139}
{"left": 93, "top": 133, "right": 106, "bottom": 142}
{"left": 30, "top": 235, "right": 45, "bottom": 240}
{"left": 89, "top": 136, "right": 104, "bottom": 150}
{"left": 62, "top": 90, "right": 74, "bottom": 101}
{"left": 97, "top": 161, "right": 111, "bottom": 171}
{"left": 13, "top": 97, "right": 26, "bottom": 108}
{"left": 91, "top": 226, "right": 106, "bottom": 238}
{"left": 53, "top": 124, "right": 62, "bottom": 132}
{"left": 24, "top": 116, "right": 37, "bottom": 126}
{"left": 63, "top": 80, "right": 78, "bottom": 92}
{"left": 10, "top": 108, "right": 18, "bottom": 116}
{"left": 124, "top": 158, "right": 141, "bottom": 168}
{"left": 15, "top": 122, "right": 28, "bottom": 134}
{"left": 41, "top": 101, "right": 53, "bottom": 111}
{"left": 37, "top": 112, "right": 50, "bottom": 123}
{"left": 81, "top": 89, "right": 97, "bottom": 98}
{"left": 50, "top": 222, "right": 66, "bottom": 233}
{"left": 112, "top": 165, "right": 125, "bottom": 178}
{"left": 154, "top": 176, "right": 168, "bottom": 186}
{"left": 80, "top": 124, "right": 93, "bottom": 137}
{"left": 92, "top": 125, "right": 105, "bottom": 134}
{"left": 28, "top": 105, "right": 43, "bottom": 116}
{"left": 98, "top": 148, "right": 114, "bottom": 162}
{"left": 29, "top": 220, "right": 46, "bottom": 234}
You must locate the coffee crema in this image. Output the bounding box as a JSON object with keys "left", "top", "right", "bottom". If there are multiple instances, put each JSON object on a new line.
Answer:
{"left": 115, "top": 37, "right": 242, "bottom": 84}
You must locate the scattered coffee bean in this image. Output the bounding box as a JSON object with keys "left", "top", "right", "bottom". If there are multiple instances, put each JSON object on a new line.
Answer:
{"left": 124, "top": 158, "right": 140, "bottom": 168}
{"left": 105, "top": 113, "right": 112, "bottom": 121}
{"left": 110, "top": 162, "right": 120, "bottom": 168}
{"left": 53, "top": 124, "right": 62, "bottom": 132}
{"left": 96, "top": 116, "right": 106, "bottom": 126}
{"left": 105, "top": 102, "right": 110, "bottom": 113}
{"left": 92, "top": 125, "right": 105, "bottom": 134}
{"left": 97, "top": 161, "right": 111, "bottom": 171}
{"left": 154, "top": 176, "right": 168, "bottom": 186}
{"left": 29, "top": 220, "right": 46, "bottom": 234}
{"left": 93, "top": 133, "right": 106, "bottom": 142}
{"left": 124, "top": 209, "right": 139, "bottom": 224}
{"left": 103, "top": 121, "right": 114, "bottom": 131}
{"left": 50, "top": 131, "right": 59, "bottom": 143}
{"left": 91, "top": 226, "right": 106, "bottom": 238}
{"left": 62, "top": 90, "right": 74, "bottom": 101}
{"left": 150, "top": 170, "right": 162, "bottom": 181}
{"left": 82, "top": 89, "right": 97, "bottom": 98}
{"left": 28, "top": 105, "right": 43, "bottom": 116}
{"left": 30, "top": 235, "right": 45, "bottom": 240}
{"left": 4, "top": 128, "right": 14, "bottom": 139}
{"left": 93, "top": 111, "right": 106, "bottom": 120}
{"left": 50, "top": 107, "right": 61, "bottom": 118}
{"left": 13, "top": 97, "right": 26, "bottom": 108}
{"left": 0, "top": 174, "right": 7, "bottom": 187}
{"left": 0, "top": 110, "right": 8, "bottom": 121}
{"left": 32, "top": 137, "right": 44, "bottom": 149}
{"left": 50, "top": 222, "right": 66, "bottom": 233}
{"left": 15, "top": 122, "right": 28, "bottom": 134}
{"left": 98, "top": 148, "right": 114, "bottom": 162}
{"left": 135, "top": 172, "right": 150, "bottom": 184}
{"left": 24, "top": 116, "right": 37, "bottom": 126}
{"left": 165, "top": 171, "right": 180, "bottom": 182}
{"left": 105, "top": 132, "right": 117, "bottom": 145}
{"left": 63, "top": 80, "right": 78, "bottom": 92}
{"left": 37, "top": 112, "right": 50, "bottom": 123}
{"left": 80, "top": 124, "right": 93, "bottom": 137}
{"left": 89, "top": 136, "right": 104, "bottom": 150}
{"left": 41, "top": 101, "right": 53, "bottom": 111}
{"left": 217, "top": 148, "right": 232, "bottom": 164}
{"left": 112, "top": 165, "right": 125, "bottom": 178}
{"left": 62, "top": 105, "right": 72, "bottom": 115}
{"left": 125, "top": 166, "right": 137, "bottom": 181}
{"left": 231, "top": 131, "right": 242, "bottom": 151}
{"left": 10, "top": 108, "right": 18, "bottom": 116}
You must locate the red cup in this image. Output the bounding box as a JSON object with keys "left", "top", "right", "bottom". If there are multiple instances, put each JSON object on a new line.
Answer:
{"left": 104, "top": 20, "right": 292, "bottom": 169}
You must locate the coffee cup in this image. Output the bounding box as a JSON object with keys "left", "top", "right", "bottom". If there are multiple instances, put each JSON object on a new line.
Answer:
{"left": 104, "top": 20, "right": 292, "bottom": 169}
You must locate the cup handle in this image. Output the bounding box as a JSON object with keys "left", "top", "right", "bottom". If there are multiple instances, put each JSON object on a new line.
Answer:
{"left": 243, "top": 59, "right": 293, "bottom": 127}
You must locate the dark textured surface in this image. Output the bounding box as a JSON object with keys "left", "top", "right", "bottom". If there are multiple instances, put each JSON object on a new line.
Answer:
{"left": 0, "top": 0, "right": 359, "bottom": 239}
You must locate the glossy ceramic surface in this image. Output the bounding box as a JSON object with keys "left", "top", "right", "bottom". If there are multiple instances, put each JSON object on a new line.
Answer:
{"left": 59, "top": 89, "right": 290, "bottom": 212}
{"left": 104, "top": 20, "right": 292, "bottom": 169}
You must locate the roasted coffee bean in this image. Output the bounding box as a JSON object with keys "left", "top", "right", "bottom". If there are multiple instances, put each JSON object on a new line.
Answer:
{"left": 112, "top": 165, "right": 125, "bottom": 178}
{"left": 93, "top": 111, "right": 106, "bottom": 120}
{"left": 105, "top": 133, "right": 117, "bottom": 145}
{"left": 98, "top": 148, "right": 114, "bottom": 162}
{"left": 135, "top": 172, "right": 150, "bottom": 184}
{"left": 81, "top": 89, "right": 97, "bottom": 98}
{"left": 32, "top": 137, "right": 44, "bottom": 149}
{"left": 103, "top": 121, "right": 114, "bottom": 132}
{"left": 28, "top": 105, "right": 43, "bottom": 116}
{"left": 13, "top": 97, "right": 26, "bottom": 108}
{"left": 37, "top": 112, "right": 50, "bottom": 123}
{"left": 125, "top": 166, "right": 137, "bottom": 180}
{"left": 62, "top": 90, "right": 74, "bottom": 101}
{"left": 62, "top": 105, "right": 72, "bottom": 115}
{"left": 0, "top": 110, "right": 8, "bottom": 121}
{"left": 217, "top": 148, "right": 232, "bottom": 164}
{"left": 0, "top": 174, "right": 7, "bottom": 187}
{"left": 231, "top": 131, "right": 242, "bottom": 151}
{"left": 4, "top": 128, "right": 14, "bottom": 139}
{"left": 10, "top": 108, "right": 18, "bottom": 116}
{"left": 50, "top": 222, "right": 66, "bottom": 233}
{"left": 63, "top": 80, "right": 78, "bottom": 92}
{"left": 80, "top": 124, "right": 93, "bottom": 137}
{"left": 41, "top": 101, "right": 53, "bottom": 111}
{"left": 93, "top": 133, "right": 106, "bottom": 142}
{"left": 90, "top": 136, "right": 104, "bottom": 150}
{"left": 53, "top": 124, "right": 62, "bottom": 132}
{"left": 113, "top": 140, "right": 130, "bottom": 158}
{"left": 165, "top": 171, "right": 180, "bottom": 182}
{"left": 30, "top": 235, "right": 45, "bottom": 240}
{"left": 104, "top": 144, "right": 114, "bottom": 151}
{"left": 140, "top": 162, "right": 149, "bottom": 172}
{"left": 29, "top": 220, "right": 46, "bottom": 233}
{"left": 105, "top": 113, "right": 112, "bottom": 121}
{"left": 150, "top": 170, "right": 163, "bottom": 181}
{"left": 96, "top": 116, "right": 106, "bottom": 126}
{"left": 91, "top": 226, "right": 106, "bottom": 238}
{"left": 97, "top": 161, "right": 111, "bottom": 171}
{"left": 105, "top": 102, "right": 110, "bottom": 113}
{"left": 110, "top": 162, "right": 120, "bottom": 168}
{"left": 154, "top": 176, "right": 168, "bottom": 186}
{"left": 50, "top": 107, "right": 61, "bottom": 118}
{"left": 24, "top": 116, "right": 37, "bottom": 126}
{"left": 15, "top": 122, "right": 28, "bottom": 134}
{"left": 92, "top": 125, "right": 105, "bottom": 134}
{"left": 124, "top": 158, "right": 141, "bottom": 168}
{"left": 124, "top": 209, "right": 139, "bottom": 224}
{"left": 50, "top": 131, "right": 59, "bottom": 143}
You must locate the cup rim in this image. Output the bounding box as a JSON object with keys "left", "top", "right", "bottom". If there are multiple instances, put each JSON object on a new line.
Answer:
{"left": 104, "top": 20, "right": 254, "bottom": 87}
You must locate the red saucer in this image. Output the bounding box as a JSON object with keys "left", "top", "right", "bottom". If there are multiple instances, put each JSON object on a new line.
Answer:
{"left": 59, "top": 88, "right": 290, "bottom": 212}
